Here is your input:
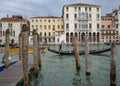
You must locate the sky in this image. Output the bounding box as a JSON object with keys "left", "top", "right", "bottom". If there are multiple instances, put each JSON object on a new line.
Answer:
{"left": 0, "top": 0, "right": 120, "bottom": 19}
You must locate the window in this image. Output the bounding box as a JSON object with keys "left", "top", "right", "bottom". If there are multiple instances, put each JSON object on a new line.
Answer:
{"left": 36, "top": 25, "right": 38, "bottom": 29}
{"left": 74, "top": 14, "right": 77, "bottom": 19}
{"left": 32, "top": 20, "right": 34, "bottom": 22}
{"left": 44, "top": 32, "right": 46, "bottom": 37}
{"left": 78, "top": 7, "right": 81, "bottom": 11}
{"left": 74, "top": 23, "right": 77, "bottom": 29}
{"left": 85, "top": 7, "right": 87, "bottom": 11}
{"left": 116, "top": 24, "right": 118, "bottom": 28}
{"left": 44, "top": 20, "right": 46, "bottom": 22}
{"left": 0, "top": 23, "right": 2, "bottom": 27}
{"left": 49, "top": 25, "right": 51, "bottom": 29}
{"left": 32, "top": 25, "right": 34, "bottom": 29}
{"left": 49, "top": 32, "right": 51, "bottom": 36}
{"left": 40, "top": 25, "right": 42, "bottom": 29}
{"left": 66, "top": 14, "right": 69, "bottom": 18}
{"left": 102, "top": 25, "right": 104, "bottom": 28}
{"left": 89, "top": 7, "right": 91, "bottom": 12}
{"left": 48, "top": 20, "right": 50, "bottom": 22}
{"left": 108, "top": 25, "right": 110, "bottom": 28}
{"left": 40, "top": 32, "right": 42, "bottom": 36}
{"left": 97, "top": 24, "right": 100, "bottom": 28}
{"left": 0, "top": 30, "right": 1, "bottom": 36}
{"left": 8, "top": 23, "right": 12, "bottom": 27}
{"left": 74, "top": 7, "right": 77, "bottom": 12}
{"left": 66, "top": 23, "right": 69, "bottom": 29}
{"left": 53, "top": 20, "right": 55, "bottom": 22}
{"left": 3, "top": 31, "right": 5, "bottom": 36}
{"left": 36, "top": 20, "right": 38, "bottom": 22}
{"left": 40, "top": 20, "right": 42, "bottom": 22}
{"left": 79, "top": 23, "right": 82, "bottom": 28}
{"left": 89, "top": 14, "right": 91, "bottom": 20}
{"left": 13, "top": 31, "right": 15, "bottom": 36}
{"left": 66, "top": 7, "right": 69, "bottom": 12}
{"left": 97, "top": 8, "right": 99, "bottom": 12}
{"left": 11, "top": 30, "right": 12, "bottom": 36}
{"left": 58, "top": 25, "right": 60, "bottom": 29}
{"left": 97, "top": 14, "right": 99, "bottom": 20}
{"left": 62, "top": 25, "right": 63, "bottom": 29}
{"left": 53, "top": 25, "right": 55, "bottom": 30}
{"left": 44, "top": 25, "right": 46, "bottom": 29}
{"left": 89, "top": 23, "right": 92, "bottom": 29}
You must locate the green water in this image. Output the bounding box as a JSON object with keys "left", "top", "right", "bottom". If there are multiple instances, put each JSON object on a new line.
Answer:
{"left": 29, "top": 45, "right": 120, "bottom": 86}
{"left": 0, "top": 45, "right": 120, "bottom": 86}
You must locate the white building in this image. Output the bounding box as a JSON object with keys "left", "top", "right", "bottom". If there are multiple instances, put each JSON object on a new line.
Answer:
{"left": 0, "top": 15, "right": 27, "bottom": 44}
{"left": 62, "top": 3, "right": 101, "bottom": 44}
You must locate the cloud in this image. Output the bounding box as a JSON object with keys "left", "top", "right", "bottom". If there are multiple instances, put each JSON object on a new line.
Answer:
{"left": 0, "top": 0, "right": 120, "bottom": 18}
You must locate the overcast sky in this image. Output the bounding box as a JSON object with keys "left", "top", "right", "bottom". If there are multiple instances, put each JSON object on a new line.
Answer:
{"left": 0, "top": 0, "right": 120, "bottom": 19}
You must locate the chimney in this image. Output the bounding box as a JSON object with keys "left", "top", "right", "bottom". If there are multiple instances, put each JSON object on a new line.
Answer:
{"left": 7, "top": 15, "right": 9, "bottom": 18}
{"left": 24, "top": 16, "right": 28, "bottom": 25}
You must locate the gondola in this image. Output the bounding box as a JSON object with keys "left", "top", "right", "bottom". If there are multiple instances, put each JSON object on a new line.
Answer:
{"left": 48, "top": 47, "right": 111, "bottom": 55}
{"left": 0, "top": 61, "right": 17, "bottom": 72}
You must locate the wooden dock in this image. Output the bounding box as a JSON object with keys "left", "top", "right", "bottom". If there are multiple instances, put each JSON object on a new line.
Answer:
{"left": 0, "top": 61, "right": 33, "bottom": 86}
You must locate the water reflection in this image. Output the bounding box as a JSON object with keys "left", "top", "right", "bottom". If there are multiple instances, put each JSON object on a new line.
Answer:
{"left": 86, "top": 76, "right": 93, "bottom": 86}
{"left": 72, "top": 70, "right": 81, "bottom": 86}
{"left": 73, "top": 70, "right": 94, "bottom": 86}
{"left": 30, "top": 68, "right": 43, "bottom": 86}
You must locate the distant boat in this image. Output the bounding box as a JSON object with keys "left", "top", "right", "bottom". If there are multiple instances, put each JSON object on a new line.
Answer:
{"left": 0, "top": 44, "right": 5, "bottom": 47}
{"left": 48, "top": 47, "right": 111, "bottom": 55}
{"left": 0, "top": 47, "right": 46, "bottom": 53}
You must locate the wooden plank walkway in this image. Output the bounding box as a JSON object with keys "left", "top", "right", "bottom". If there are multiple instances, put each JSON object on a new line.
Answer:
{"left": 0, "top": 61, "right": 33, "bottom": 86}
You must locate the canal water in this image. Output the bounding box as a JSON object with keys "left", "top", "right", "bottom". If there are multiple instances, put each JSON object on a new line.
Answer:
{"left": 0, "top": 44, "right": 120, "bottom": 86}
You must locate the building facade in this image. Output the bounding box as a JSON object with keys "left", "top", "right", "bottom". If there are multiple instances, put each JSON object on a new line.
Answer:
{"left": 101, "top": 16, "right": 119, "bottom": 43}
{"left": 106, "top": 7, "right": 120, "bottom": 42}
{"left": 30, "top": 16, "right": 64, "bottom": 44}
{"left": 0, "top": 15, "right": 27, "bottom": 44}
{"left": 63, "top": 3, "right": 101, "bottom": 44}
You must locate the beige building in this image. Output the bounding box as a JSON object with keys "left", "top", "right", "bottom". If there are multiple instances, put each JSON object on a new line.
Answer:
{"left": 101, "top": 16, "right": 119, "bottom": 43}
{"left": 0, "top": 15, "right": 27, "bottom": 44}
{"left": 30, "top": 16, "right": 64, "bottom": 44}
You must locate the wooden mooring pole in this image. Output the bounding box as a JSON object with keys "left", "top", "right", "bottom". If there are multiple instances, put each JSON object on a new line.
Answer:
{"left": 5, "top": 29, "right": 10, "bottom": 68}
{"left": 19, "top": 32, "right": 22, "bottom": 61}
{"left": 85, "top": 35, "right": 90, "bottom": 75}
{"left": 33, "top": 30, "right": 39, "bottom": 76}
{"left": 37, "top": 34, "right": 41, "bottom": 67}
{"left": 22, "top": 24, "right": 29, "bottom": 86}
{"left": 72, "top": 36, "right": 80, "bottom": 70}
{"left": 110, "top": 42, "right": 116, "bottom": 86}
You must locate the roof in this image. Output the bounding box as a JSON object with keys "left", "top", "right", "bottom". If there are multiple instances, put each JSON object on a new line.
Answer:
{"left": 30, "top": 16, "right": 62, "bottom": 19}
{"left": 101, "top": 16, "right": 115, "bottom": 18}
{"left": 64, "top": 3, "right": 100, "bottom": 7}
{"left": 0, "top": 16, "right": 24, "bottom": 22}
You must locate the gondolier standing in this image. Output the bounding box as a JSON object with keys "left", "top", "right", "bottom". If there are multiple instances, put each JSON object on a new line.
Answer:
{"left": 59, "top": 41, "right": 64, "bottom": 53}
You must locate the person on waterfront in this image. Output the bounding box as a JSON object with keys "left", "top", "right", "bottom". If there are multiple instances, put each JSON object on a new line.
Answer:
{"left": 59, "top": 41, "right": 64, "bottom": 53}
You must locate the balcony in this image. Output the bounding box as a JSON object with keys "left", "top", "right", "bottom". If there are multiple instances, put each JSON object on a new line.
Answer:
{"left": 77, "top": 17, "right": 88, "bottom": 21}
{"left": 74, "top": 28, "right": 91, "bottom": 32}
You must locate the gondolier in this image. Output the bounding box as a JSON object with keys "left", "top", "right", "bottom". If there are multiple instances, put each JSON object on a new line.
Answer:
{"left": 59, "top": 41, "right": 64, "bottom": 53}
